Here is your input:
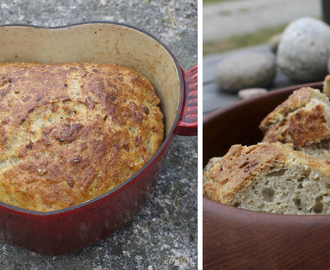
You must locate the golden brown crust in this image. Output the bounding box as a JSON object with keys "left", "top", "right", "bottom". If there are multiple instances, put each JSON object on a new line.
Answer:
{"left": 203, "top": 143, "right": 330, "bottom": 205}
{"left": 0, "top": 62, "right": 164, "bottom": 212}
{"left": 288, "top": 104, "right": 328, "bottom": 146}
{"left": 262, "top": 119, "right": 289, "bottom": 144}
{"left": 260, "top": 87, "right": 314, "bottom": 132}
{"left": 260, "top": 87, "right": 330, "bottom": 147}
{"left": 204, "top": 143, "right": 286, "bottom": 204}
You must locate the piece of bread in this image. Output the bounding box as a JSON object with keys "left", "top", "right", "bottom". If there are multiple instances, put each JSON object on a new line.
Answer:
{"left": 323, "top": 75, "right": 330, "bottom": 98}
{"left": 260, "top": 85, "right": 330, "bottom": 162}
{"left": 203, "top": 142, "right": 330, "bottom": 215}
{"left": 282, "top": 140, "right": 330, "bottom": 162}
{"left": 260, "top": 87, "right": 330, "bottom": 147}
{"left": 0, "top": 62, "right": 164, "bottom": 212}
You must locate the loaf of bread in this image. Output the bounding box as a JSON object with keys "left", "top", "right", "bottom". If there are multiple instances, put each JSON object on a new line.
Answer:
{"left": 203, "top": 143, "right": 330, "bottom": 215}
{"left": 0, "top": 62, "right": 164, "bottom": 212}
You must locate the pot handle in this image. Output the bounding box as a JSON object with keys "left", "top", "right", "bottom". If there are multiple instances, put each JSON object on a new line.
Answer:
{"left": 174, "top": 64, "right": 198, "bottom": 136}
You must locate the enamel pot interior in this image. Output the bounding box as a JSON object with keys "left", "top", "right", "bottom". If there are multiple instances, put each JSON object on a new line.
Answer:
{"left": 0, "top": 23, "right": 182, "bottom": 137}
{"left": 203, "top": 82, "right": 330, "bottom": 270}
{"left": 0, "top": 23, "right": 183, "bottom": 255}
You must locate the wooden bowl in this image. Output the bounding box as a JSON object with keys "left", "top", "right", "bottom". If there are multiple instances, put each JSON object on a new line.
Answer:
{"left": 203, "top": 82, "right": 330, "bottom": 270}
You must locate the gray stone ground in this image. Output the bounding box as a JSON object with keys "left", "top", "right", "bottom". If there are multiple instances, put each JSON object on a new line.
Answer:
{"left": 0, "top": 0, "right": 197, "bottom": 269}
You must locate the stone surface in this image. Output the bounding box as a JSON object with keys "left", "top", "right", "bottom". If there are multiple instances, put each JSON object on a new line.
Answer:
{"left": 277, "top": 17, "right": 330, "bottom": 82}
{"left": 238, "top": 88, "right": 268, "bottom": 99}
{"left": 0, "top": 0, "right": 197, "bottom": 269}
{"left": 268, "top": 33, "right": 282, "bottom": 54}
{"left": 204, "top": 44, "right": 297, "bottom": 116}
{"left": 214, "top": 52, "right": 276, "bottom": 92}
{"left": 327, "top": 57, "right": 330, "bottom": 74}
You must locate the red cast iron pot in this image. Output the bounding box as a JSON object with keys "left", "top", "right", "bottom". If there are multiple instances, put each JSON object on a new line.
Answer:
{"left": 0, "top": 22, "right": 197, "bottom": 255}
{"left": 203, "top": 82, "right": 330, "bottom": 270}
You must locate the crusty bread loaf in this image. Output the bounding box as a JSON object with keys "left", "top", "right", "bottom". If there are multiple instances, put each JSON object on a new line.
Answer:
{"left": 203, "top": 143, "right": 330, "bottom": 215}
{"left": 260, "top": 87, "right": 330, "bottom": 147}
{"left": 0, "top": 62, "right": 164, "bottom": 212}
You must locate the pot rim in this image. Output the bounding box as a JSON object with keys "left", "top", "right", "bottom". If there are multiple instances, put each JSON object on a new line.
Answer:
{"left": 0, "top": 21, "right": 184, "bottom": 216}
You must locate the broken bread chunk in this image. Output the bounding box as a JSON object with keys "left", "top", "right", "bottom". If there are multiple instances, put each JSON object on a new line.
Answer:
{"left": 283, "top": 140, "right": 330, "bottom": 162}
{"left": 323, "top": 75, "right": 330, "bottom": 98}
{"left": 260, "top": 86, "right": 330, "bottom": 161}
{"left": 260, "top": 87, "right": 330, "bottom": 147}
{"left": 203, "top": 143, "right": 330, "bottom": 215}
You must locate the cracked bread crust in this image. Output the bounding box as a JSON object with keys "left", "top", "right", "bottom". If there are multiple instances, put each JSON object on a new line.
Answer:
{"left": 260, "top": 87, "right": 330, "bottom": 147}
{"left": 0, "top": 62, "right": 164, "bottom": 212}
{"left": 203, "top": 143, "right": 287, "bottom": 204}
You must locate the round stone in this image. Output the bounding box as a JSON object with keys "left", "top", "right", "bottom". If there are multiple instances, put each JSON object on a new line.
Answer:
{"left": 268, "top": 33, "right": 282, "bottom": 54}
{"left": 277, "top": 17, "right": 330, "bottom": 82}
{"left": 238, "top": 88, "right": 268, "bottom": 99}
{"left": 214, "top": 52, "right": 276, "bottom": 92}
{"left": 327, "top": 57, "right": 330, "bottom": 74}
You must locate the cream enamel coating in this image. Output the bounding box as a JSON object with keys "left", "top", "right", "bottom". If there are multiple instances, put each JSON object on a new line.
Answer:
{"left": 0, "top": 23, "right": 180, "bottom": 137}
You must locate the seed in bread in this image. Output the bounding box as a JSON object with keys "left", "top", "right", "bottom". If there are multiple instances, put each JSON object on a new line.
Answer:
{"left": 0, "top": 62, "right": 164, "bottom": 212}
{"left": 203, "top": 143, "right": 330, "bottom": 215}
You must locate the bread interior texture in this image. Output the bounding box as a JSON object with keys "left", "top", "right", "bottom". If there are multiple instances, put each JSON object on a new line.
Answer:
{"left": 203, "top": 143, "right": 330, "bottom": 215}
{"left": 233, "top": 166, "right": 330, "bottom": 215}
{"left": 294, "top": 140, "right": 330, "bottom": 161}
